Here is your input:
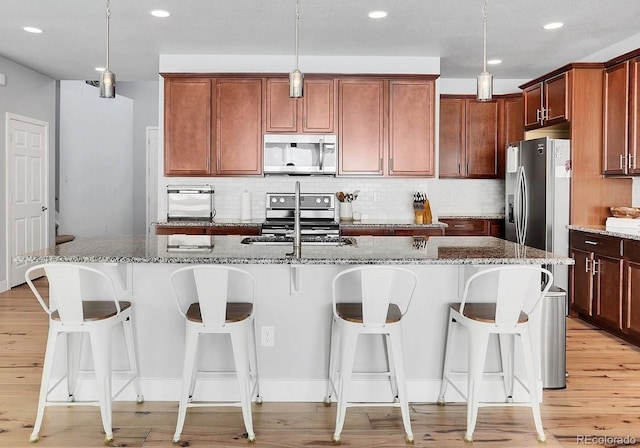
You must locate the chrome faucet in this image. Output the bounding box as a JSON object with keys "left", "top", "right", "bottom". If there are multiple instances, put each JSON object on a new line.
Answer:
{"left": 288, "top": 180, "right": 302, "bottom": 259}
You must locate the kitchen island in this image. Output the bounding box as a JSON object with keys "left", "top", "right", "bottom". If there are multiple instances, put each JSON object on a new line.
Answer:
{"left": 17, "top": 235, "right": 573, "bottom": 404}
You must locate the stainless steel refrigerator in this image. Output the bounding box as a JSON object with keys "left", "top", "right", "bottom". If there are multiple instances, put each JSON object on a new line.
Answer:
{"left": 504, "top": 137, "right": 571, "bottom": 291}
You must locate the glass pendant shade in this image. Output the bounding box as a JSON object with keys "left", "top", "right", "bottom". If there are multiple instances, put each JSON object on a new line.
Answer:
{"left": 477, "top": 71, "right": 493, "bottom": 101}
{"left": 289, "top": 69, "right": 304, "bottom": 98}
{"left": 99, "top": 69, "right": 116, "bottom": 98}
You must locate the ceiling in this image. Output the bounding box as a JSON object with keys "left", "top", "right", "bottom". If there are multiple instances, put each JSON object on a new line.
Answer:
{"left": 1, "top": 0, "right": 640, "bottom": 82}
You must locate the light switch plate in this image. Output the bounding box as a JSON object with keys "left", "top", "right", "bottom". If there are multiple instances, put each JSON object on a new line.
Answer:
{"left": 0, "top": 73, "right": 6, "bottom": 86}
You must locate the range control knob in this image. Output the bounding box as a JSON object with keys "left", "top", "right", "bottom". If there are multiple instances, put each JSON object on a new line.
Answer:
{"left": 279, "top": 197, "right": 285, "bottom": 203}
{"left": 316, "top": 198, "right": 321, "bottom": 203}
{"left": 271, "top": 197, "right": 277, "bottom": 203}
{"left": 323, "top": 198, "right": 330, "bottom": 203}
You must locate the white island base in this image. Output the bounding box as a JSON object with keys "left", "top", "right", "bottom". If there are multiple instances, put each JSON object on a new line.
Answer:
{"left": 44, "top": 262, "right": 548, "bottom": 405}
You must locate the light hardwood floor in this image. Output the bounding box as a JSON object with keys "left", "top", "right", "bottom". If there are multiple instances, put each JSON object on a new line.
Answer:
{"left": 1, "top": 280, "right": 640, "bottom": 447}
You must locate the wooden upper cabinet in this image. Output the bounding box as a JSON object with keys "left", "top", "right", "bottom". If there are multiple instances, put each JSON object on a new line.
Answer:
{"left": 215, "top": 78, "right": 263, "bottom": 175}
{"left": 500, "top": 95, "right": 524, "bottom": 178}
{"left": 439, "top": 98, "right": 465, "bottom": 177}
{"left": 603, "top": 61, "right": 630, "bottom": 175}
{"left": 164, "top": 78, "right": 213, "bottom": 176}
{"left": 388, "top": 80, "right": 435, "bottom": 176}
{"left": 439, "top": 96, "right": 500, "bottom": 179}
{"left": 264, "top": 77, "right": 335, "bottom": 133}
{"left": 338, "top": 79, "right": 385, "bottom": 175}
{"left": 265, "top": 78, "right": 297, "bottom": 132}
{"left": 522, "top": 71, "right": 569, "bottom": 130}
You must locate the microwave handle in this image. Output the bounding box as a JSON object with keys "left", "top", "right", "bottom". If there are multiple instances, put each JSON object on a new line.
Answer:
{"left": 319, "top": 138, "right": 324, "bottom": 172}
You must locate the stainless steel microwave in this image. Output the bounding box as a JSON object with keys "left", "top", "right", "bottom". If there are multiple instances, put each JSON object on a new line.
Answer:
{"left": 263, "top": 134, "right": 337, "bottom": 175}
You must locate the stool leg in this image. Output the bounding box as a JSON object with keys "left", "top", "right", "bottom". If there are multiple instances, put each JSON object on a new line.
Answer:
{"left": 325, "top": 316, "right": 339, "bottom": 405}
{"left": 30, "top": 326, "right": 59, "bottom": 443}
{"left": 174, "top": 327, "right": 199, "bottom": 444}
{"left": 231, "top": 327, "right": 256, "bottom": 442}
{"left": 388, "top": 326, "right": 413, "bottom": 444}
{"left": 248, "top": 319, "right": 261, "bottom": 404}
{"left": 465, "top": 330, "right": 489, "bottom": 443}
{"left": 520, "top": 326, "right": 546, "bottom": 442}
{"left": 89, "top": 327, "right": 114, "bottom": 443}
{"left": 498, "top": 334, "right": 515, "bottom": 403}
{"left": 122, "top": 315, "right": 144, "bottom": 403}
{"left": 437, "top": 310, "right": 456, "bottom": 405}
{"left": 66, "top": 332, "right": 83, "bottom": 402}
{"left": 384, "top": 334, "right": 399, "bottom": 402}
{"left": 333, "top": 324, "right": 357, "bottom": 444}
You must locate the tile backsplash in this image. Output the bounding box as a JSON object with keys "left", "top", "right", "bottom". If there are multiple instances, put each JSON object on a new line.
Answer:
{"left": 162, "top": 177, "right": 505, "bottom": 221}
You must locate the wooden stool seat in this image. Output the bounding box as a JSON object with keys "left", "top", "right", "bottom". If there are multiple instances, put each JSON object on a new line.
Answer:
{"left": 186, "top": 302, "right": 253, "bottom": 323}
{"left": 451, "top": 303, "right": 528, "bottom": 324}
{"left": 336, "top": 303, "right": 402, "bottom": 324}
{"left": 51, "top": 301, "right": 131, "bottom": 321}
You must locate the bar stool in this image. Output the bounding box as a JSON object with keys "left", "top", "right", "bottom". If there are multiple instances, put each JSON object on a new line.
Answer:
{"left": 437, "top": 266, "right": 553, "bottom": 442}
{"left": 324, "top": 266, "right": 418, "bottom": 444}
{"left": 170, "top": 265, "right": 261, "bottom": 444}
{"left": 25, "top": 263, "right": 143, "bottom": 444}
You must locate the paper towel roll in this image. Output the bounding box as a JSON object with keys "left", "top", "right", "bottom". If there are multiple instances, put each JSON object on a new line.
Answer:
{"left": 241, "top": 190, "right": 251, "bottom": 221}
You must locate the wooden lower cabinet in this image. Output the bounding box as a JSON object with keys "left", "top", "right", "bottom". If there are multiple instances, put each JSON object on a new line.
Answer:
{"left": 569, "top": 230, "right": 640, "bottom": 344}
{"left": 340, "top": 227, "right": 444, "bottom": 237}
{"left": 439, "top": 218, "right": 504, "bottom": 237}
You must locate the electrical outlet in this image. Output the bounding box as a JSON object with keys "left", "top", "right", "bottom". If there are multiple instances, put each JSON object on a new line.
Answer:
{"left": 373, "top": 191, "right": 381, "bottom": 203}
{"left": 261, "top": 326, "right": 275, "bottom": 347}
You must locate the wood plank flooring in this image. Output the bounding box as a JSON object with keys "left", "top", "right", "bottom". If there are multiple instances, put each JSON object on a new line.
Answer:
{"left": 1, "top": 281, "right": 640, "bottom": 447}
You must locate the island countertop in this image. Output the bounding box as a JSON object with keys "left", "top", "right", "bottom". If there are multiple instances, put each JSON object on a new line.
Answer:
{"left": 16, "top": 235, "right": 574, "bottom": 266}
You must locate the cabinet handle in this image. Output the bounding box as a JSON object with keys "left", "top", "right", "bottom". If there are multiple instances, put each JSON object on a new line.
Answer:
{"left": 389, "top": 158, "right": 393, "bottom": 172}
{"left": 584, "top": 240, "right": 599, "bottom": 246}
{"left": 620, "top": 154, "right": 627, "bottom": 170}
{"left": 536, "top": 109, "right": 541, "bottom": 123}
{"left": 457, "top": 162, "right": 461, "bottom": 174}
{"left": 466, "top": 162, "right": 470, "bottom": 174}
{"left": 630, "top": 154, "right": 636, "bottom": 170}
{"left": 585, "top": 257, "right": 591, "bottom": 273}
{"left": 542, "top": 107, "right": 549, "bottom": 120}
{"left": 592, "top": 259, "right": 599, "bottom": 276}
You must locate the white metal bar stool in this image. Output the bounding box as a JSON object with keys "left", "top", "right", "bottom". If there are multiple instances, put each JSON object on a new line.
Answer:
{"left": 437, "top": 265, "right": 553, "bottom": 442}
{"left": 25, "top": 263, "right": 143, "bottom": 444}
{"left": 170, "top": 265, "right": 261, "bottom": 444}
{"left": 324, "top": 266, "right": 418, "bottom": 444}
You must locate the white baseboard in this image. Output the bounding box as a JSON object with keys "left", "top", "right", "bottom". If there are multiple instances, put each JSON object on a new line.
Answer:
{"left": 0, "top": 279, "right": 7, "bottom": 293}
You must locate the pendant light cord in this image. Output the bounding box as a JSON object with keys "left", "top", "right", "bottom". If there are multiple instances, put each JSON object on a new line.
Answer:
{"left": 295, "top": 0, "right": 300, "bottom": 71}
{"left": 106, "top": 0, "right": 111, "bottom": 70}
{"left": 482, "top": 0, "right": 487, "bottom": 73}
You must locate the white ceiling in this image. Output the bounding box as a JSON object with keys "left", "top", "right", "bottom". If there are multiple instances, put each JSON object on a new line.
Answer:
{"left": 1, "top": 0, "right": 640, "bottom": 82}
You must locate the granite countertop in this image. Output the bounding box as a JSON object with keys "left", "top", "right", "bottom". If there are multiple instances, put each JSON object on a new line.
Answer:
{"left": 16, "top": 235, "right": 574, "bottom": 266}
{"left": 439, "top": 214, "right": 505, "bottom": 220}
{"left": 154, "top": 219, "right": 447, "bottom": 229}
{"left": 568, "top": 225, "right": 640, "bottom": 241}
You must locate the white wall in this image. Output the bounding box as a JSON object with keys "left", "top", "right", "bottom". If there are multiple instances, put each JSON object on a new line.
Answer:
{"left": 58, "top": 81, "right": 134, "bottom": 237}
{"left": 0, "top": 56, "right": 57, "bottom": 289}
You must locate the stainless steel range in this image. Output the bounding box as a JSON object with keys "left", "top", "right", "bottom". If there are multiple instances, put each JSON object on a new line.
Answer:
{"left": 262, "top": 192, "right": 339, "bottom": 237}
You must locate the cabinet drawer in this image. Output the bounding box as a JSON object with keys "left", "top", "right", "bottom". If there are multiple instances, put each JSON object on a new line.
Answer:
{"left": 440, "top": 219, "right": 487, "bottom": 236}
{"left": 624, "top": 239, "right": 640, "bottom": 261}
{"left": 394, "top": 228, "right": 445, "bottom": 236}
{"left": 569, "top": 231, "right": 622, "bottom": 257}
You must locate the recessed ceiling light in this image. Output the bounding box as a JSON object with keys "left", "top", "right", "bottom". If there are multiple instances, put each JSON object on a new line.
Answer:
{"left": 23, "top": 26, "right": 43, "bottom": 34}
{"left": 487, "top": 59, "right": 502, "bottom": 65}
{"left": 368, "top": 10, "right": 388, "bottom": 19}
{"left": 150, "top": 9, "right": 170, "bottom": 18}
{"left": 543, "top": 22, "right": 564, "bottom": 30}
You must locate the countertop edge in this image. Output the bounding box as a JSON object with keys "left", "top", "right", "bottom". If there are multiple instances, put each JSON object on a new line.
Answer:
{"left": 568, "top": 225, "right": 640, "bottom": 241}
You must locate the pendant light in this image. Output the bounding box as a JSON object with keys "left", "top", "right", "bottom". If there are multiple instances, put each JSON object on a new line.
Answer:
{"left": 289, "top": 0, "right": 303, "bottom": 98}
{"left": 99, "top": 0, "right": 116, "bottom": 98}
{"left": 476, "top": 0, "right": 493, "bottom": 101}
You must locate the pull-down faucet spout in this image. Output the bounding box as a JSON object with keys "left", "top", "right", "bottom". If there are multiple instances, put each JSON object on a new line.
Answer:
{"left": 287, "top": 181, "right": 302, "bottom": 259}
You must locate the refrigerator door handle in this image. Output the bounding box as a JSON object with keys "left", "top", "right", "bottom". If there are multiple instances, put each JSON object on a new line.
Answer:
{"left": 515, "top": 166, "right": 527, "bottom": 245}
{"left": 520, "top": 167, "right": 528, "bottom": 244}
{"left": 514, "top": 167, "right": 521, "bottom": 242}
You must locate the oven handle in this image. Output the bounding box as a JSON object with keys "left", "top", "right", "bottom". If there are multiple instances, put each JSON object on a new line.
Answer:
{"left": 319, "top": 138, "right": 324, "bottom": 172}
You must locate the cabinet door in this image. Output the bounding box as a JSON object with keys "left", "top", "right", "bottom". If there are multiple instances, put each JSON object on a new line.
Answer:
{"left": 629, "top": 58, "right": 640, "bottom": 175}
{"left": 500, "top": 95, "right": 524, "bottom": 179}
{"left": 388, "top": 80, "right": 435, "bottom": 177}
{"left": 570, "top": 247, "right": 594, "bottom": 316}
{"left": 624, "top": 259, "right": 640, "bottom": 338}
{"left": 544, "top": 72, "right": 569, "bottom": 124}
{"left": 603, "top": 61, "right": 630, "bottom": 176}
{"left": 302, "top": 79, "right": 335, "bottom": 133}
{"left": 488, "top": 219, "right": 504, "bottom": 238}
{"left": 338, "top": 79, "right": 385, "bottom": 175}
{"left": 216, "top": 79, "right": 263, "bottom": 175}
{"left": 595, "top": 254, "right": 624, "bottom": 329}
{"left": 523, "top": 83, "right": 543, "bottom": 130}
{"left": 265, "top": 78, "right": 297, "bottom": 133}
{"left": 439, "top": 218, "right": 486, "bottom": 236}
{"left": 465, "top": 100, "right": 499, "bottom": 178}
{"left": 439, "top": 98, "right": 465, "bottom": 178}
{"left": 164, "top": 78, "right": 213, "bottom": 175}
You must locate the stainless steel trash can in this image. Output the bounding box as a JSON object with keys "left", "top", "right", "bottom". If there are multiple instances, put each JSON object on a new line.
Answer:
{"left": 540, "top": 286, "right": 567, "bottom": 389}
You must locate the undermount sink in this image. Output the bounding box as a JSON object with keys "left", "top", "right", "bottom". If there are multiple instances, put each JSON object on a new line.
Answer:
{"left": 241, "top": 236, "right": 355, "bottom": 246}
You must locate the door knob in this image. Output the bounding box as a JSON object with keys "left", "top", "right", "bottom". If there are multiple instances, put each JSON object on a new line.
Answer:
{"left": 41, "top": 206, "right": 48, "bottom": 212}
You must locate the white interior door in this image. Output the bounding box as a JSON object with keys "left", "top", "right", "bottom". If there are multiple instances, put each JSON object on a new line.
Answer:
{"left": 146, "top": 126, "right": 159, "bottom": 235}
{"left": 6, "top": 114, "right": 49, "bottom": 287}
